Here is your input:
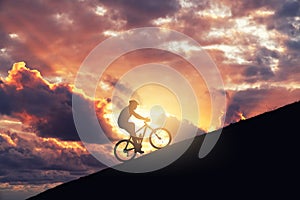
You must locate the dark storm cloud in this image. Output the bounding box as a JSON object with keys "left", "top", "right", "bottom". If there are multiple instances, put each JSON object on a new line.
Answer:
{"left": 171, "top": 0, "right": 298, "bottom": 79}
{"left": 0, "top": 62, "right": 111, "bottom": 142}
{"left": 260, "top": 1, "right": 300, "bottom": 82}
{"left": 286, "top": 40, "right": 300, "bottom": 51}
{"left": 255, "top": 48, "right": 280, "bottom": 64}
{"left": 225, "top": 89, "right": 267, "bottom": 124}
{"left": 265, "top": 1, "right": 300, "bottom": 36}
{"left": 0, "top": 131, "right": 104, "bottom": 185}
{"left": 225, "top": 87, "right": 300, "bottom": 125}
{"left": 276, "top": 53, "right": 300, "bottom": 83}
{"left": 0, "top": 83, "right": 79, "bottom": 140}
{"left": 238, "top": 47, "right": 278, "bottom": 83}
{"left": 99, "top": 0, "right": 181, "bottom": 27}
{"left": 0, "top": 76, "right": 79, "bottom": 140}
{"left": 275, "top": 0, "right": 300, "bottom": 17}
{"left": 243, "top": 66, "right": 274, "bottom": 83}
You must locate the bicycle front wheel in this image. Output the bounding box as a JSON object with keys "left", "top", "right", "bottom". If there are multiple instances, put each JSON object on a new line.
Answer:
{"left": 114, "top": 139, "right": 136, "bottom": 162}
{"left": 149, "top": 128, "right": 172, "bottom": 149}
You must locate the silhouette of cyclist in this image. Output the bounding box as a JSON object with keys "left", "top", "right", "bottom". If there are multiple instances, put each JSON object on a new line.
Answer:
{"left": 118, "top": 100, "right": 150, "bottom": 154}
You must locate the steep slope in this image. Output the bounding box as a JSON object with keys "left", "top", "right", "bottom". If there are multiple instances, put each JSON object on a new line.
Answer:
{"left": 27, "top": 101, "right": 300, "bottom": 199}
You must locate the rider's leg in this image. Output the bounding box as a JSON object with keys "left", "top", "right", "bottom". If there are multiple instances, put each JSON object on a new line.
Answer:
{"left": 124, "top": 122, "right": 142, "bottom": 152}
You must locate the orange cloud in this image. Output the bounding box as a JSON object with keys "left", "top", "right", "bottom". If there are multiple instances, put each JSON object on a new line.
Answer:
{"left": 0, "top": 62, "right": 115, "bottom": 143}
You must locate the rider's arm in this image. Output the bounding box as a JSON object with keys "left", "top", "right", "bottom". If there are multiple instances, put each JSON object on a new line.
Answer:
{"left": 131, "top": 110, "right": 149, "bottom": 121}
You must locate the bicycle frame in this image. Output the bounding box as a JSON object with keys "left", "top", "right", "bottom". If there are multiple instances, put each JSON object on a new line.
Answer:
{"left": 114, "top": 122, "right": 172, "bottom": 162}
{"left": 130, "top": 122, "right": 154, "bottom": 144}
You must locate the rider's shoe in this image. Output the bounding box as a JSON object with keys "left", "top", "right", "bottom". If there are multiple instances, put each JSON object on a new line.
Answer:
{"left": 134, "top": 143, "right": 144, "bottom": 153}
{"left": 136, "top": 149, "right": 144, "bottom": 154}
{"left": 134, "top": 146, "right": 144, "bottom": 154}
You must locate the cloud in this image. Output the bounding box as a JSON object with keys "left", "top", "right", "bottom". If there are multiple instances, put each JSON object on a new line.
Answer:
{"left": 225, "top": 86, "right": 300, "bottom": 125}
{"left": 0, "top": 0, "right": 298, "bottom": 93}
{"left": 0, "top": 0, "right": 123, "bottom": 78}
{"left": 224, "top": 0, "right": 280, "bottom": 17}
{"left": 0, "top": 62, "right": 79, "bottom": 141}
{"left": 286, "top": 40, "right": 300, "bottom": 51}
{"left": 99, "top": 0, "right": 181, "bottom": 27}
{"left": 275, "top": 0, "right": 300, "bottom": 17}
{"left": 0, "top": 0, "right": 299, "bottom": 134}
{"left": 243, "top": 66, "right": 274, "bottom": 82}
{"left": 255, "top": 47, "right": 279, "bottom": 65}
{"left": 268, "top": 1, "right": 300, "bottom": 37}
{"left": 0, "top": 130, "right": 104, "bottom": 185}
{"left": 101, "top": 74, "right": 133, "bottom": 95}
{"left": 0, "top": 62, "right": 115, "bottom": 142}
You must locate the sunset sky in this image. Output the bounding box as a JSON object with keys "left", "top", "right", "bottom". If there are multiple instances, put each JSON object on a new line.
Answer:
{"left": 1, "top": 0, "right": 300, "bottom": 199}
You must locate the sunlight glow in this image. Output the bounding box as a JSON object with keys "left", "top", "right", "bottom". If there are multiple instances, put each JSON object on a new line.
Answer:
{"left": 130, "top": 84, "right": 182, "bottom": 122}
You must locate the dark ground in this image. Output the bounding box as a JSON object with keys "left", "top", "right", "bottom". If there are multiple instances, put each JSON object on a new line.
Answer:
{"left": 27, "top": 101, "right": 300, "bottom": 199}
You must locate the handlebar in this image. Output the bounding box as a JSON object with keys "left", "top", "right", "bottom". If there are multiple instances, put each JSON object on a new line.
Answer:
{"left": 143, "top": 119, "right": 150, "bottom": 125}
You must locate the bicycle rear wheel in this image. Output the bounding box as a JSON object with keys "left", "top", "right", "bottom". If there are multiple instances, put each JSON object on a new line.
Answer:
{"left": 149, "top": 128, "right": 172, "bottom": 149}
{"left": 114, "top": 139, "right": 136, "bottom": 162}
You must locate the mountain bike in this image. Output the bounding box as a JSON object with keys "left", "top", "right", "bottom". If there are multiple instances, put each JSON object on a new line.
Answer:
{"left": 114, "top": 122, "right": 172, "bottom": 162}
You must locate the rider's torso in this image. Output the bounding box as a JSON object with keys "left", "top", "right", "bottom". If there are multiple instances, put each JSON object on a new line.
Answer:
{"left": 118, "top": 106, "right": 131, "bottom": 127}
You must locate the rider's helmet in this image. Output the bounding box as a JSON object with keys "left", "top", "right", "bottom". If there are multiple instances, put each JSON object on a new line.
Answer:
{"left": 129, "top": 99, "right": 139, "bottom": 106}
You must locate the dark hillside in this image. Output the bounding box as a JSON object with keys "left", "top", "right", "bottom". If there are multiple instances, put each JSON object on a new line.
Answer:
{"left": 27, "top": 101, "right": 300, "bottom": 199}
